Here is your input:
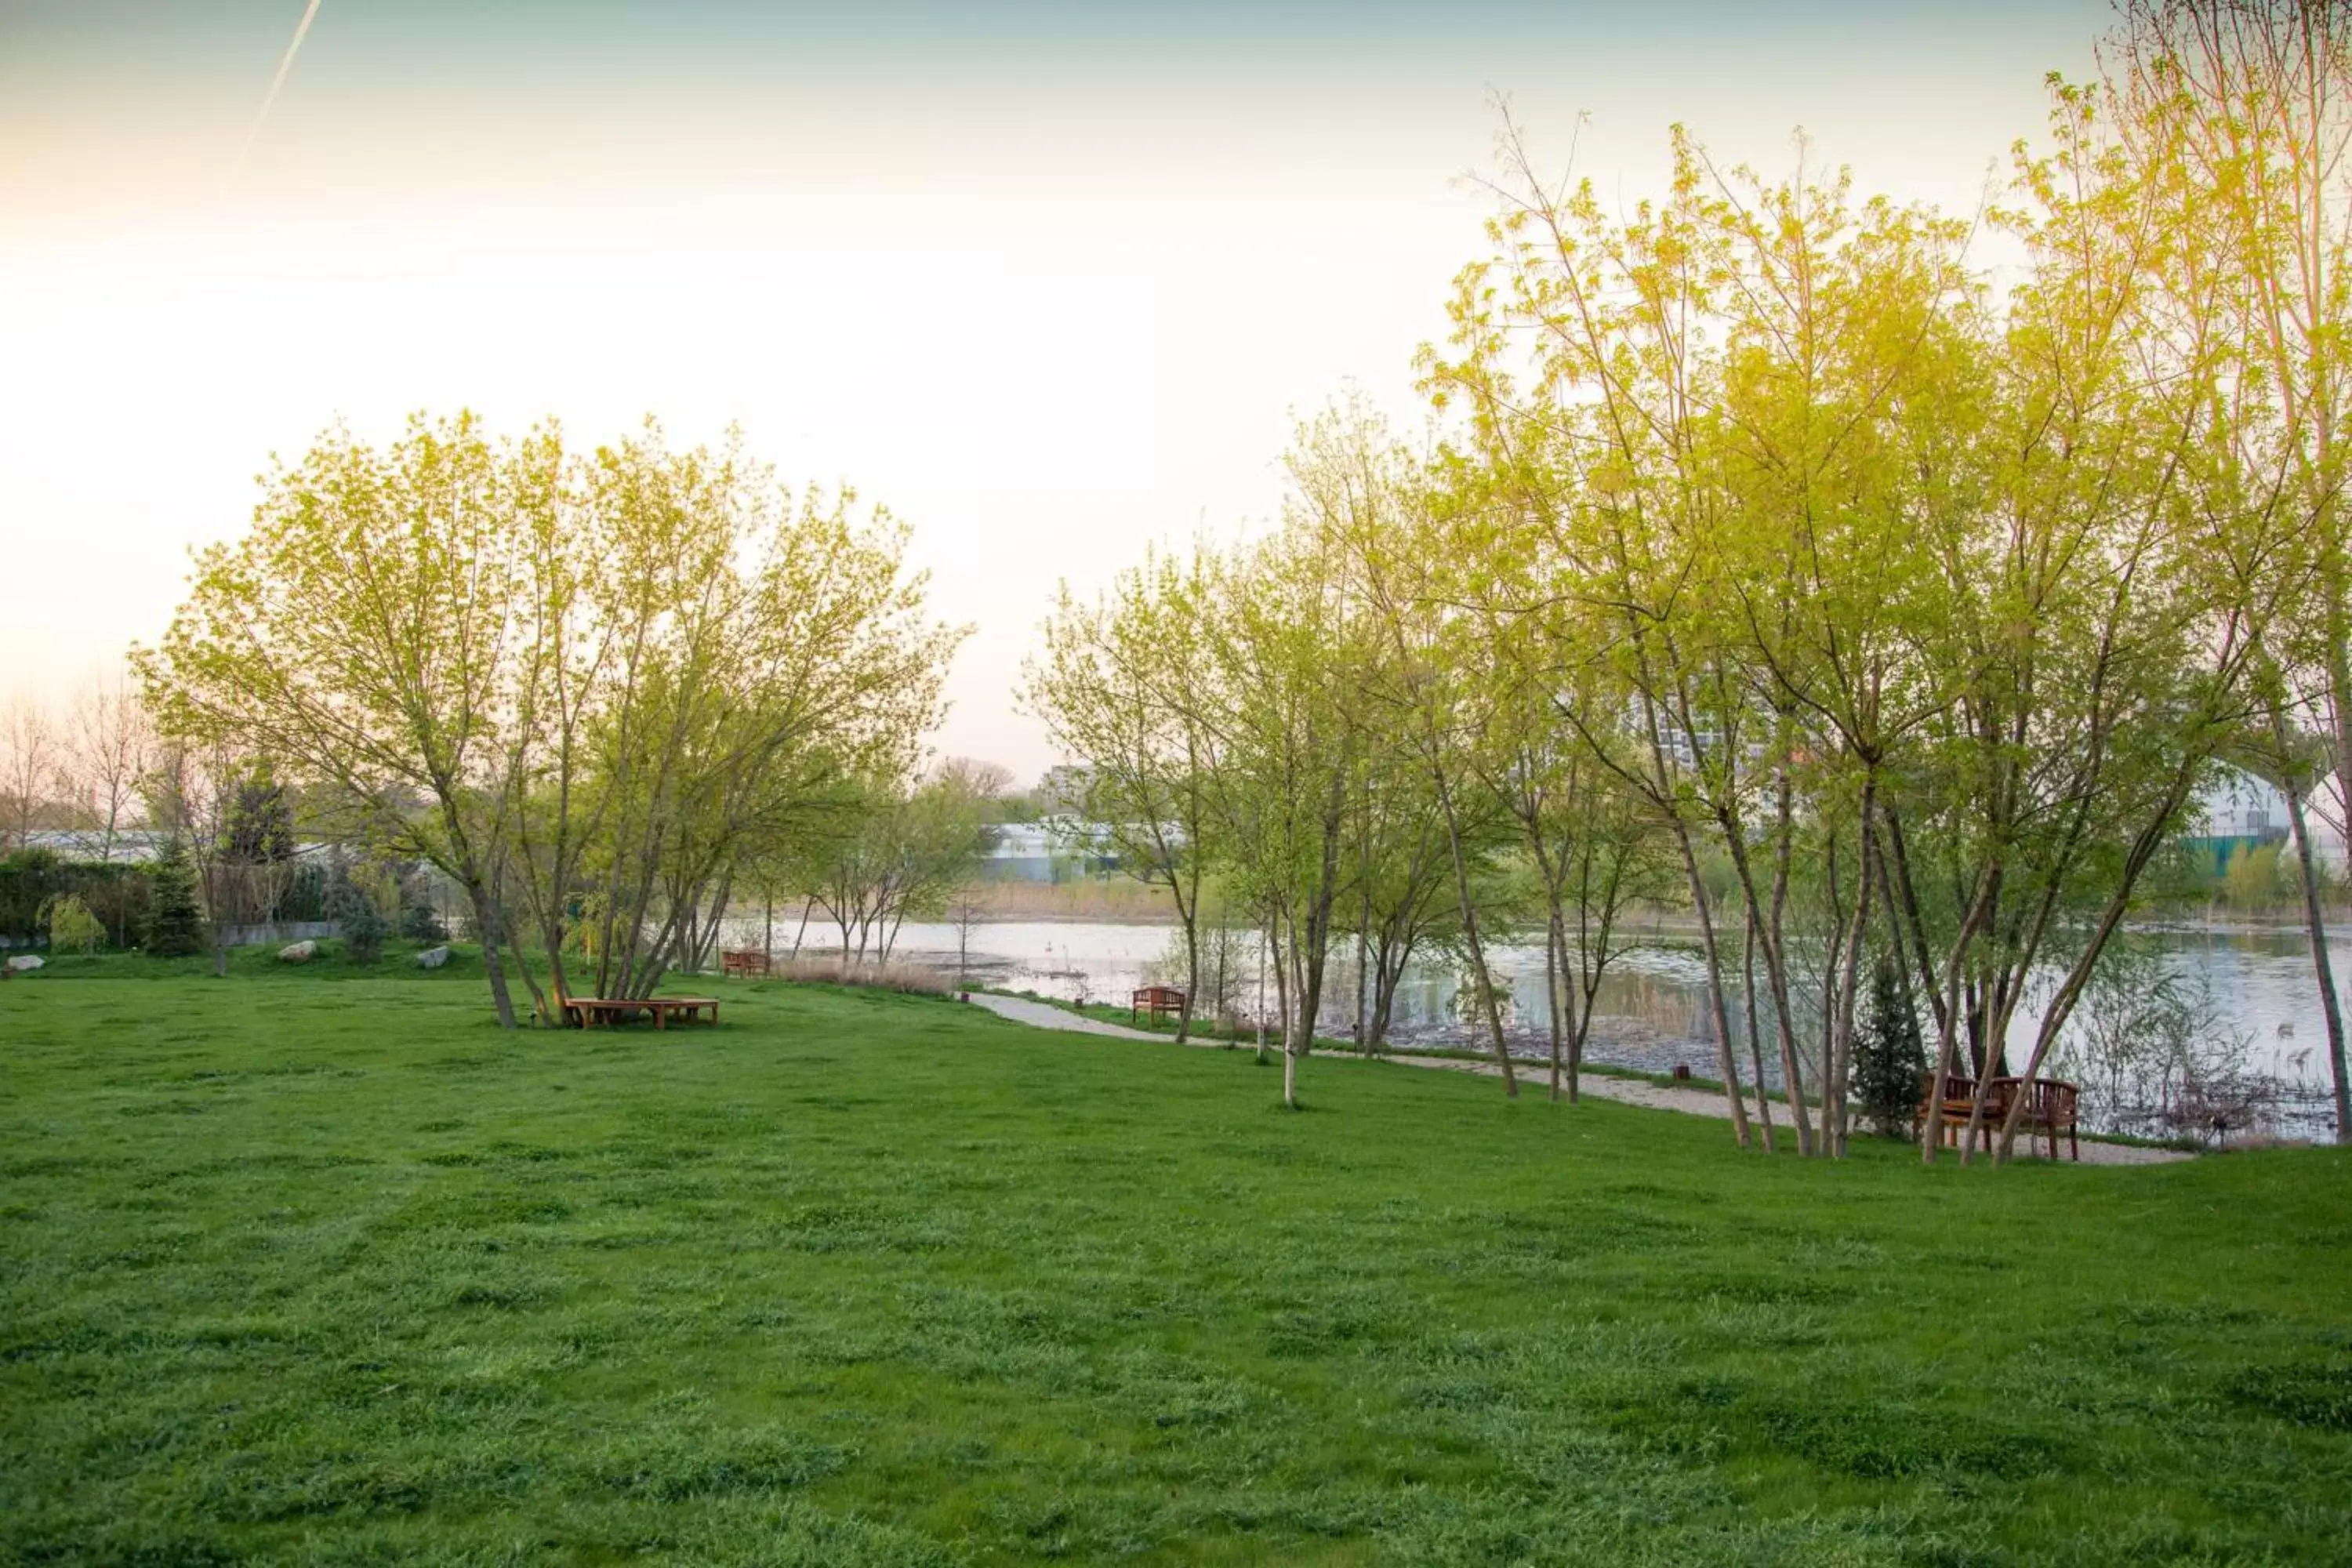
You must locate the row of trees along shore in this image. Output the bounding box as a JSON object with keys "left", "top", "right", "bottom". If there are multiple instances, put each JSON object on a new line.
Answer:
{"left": 137, "top": 416, "right": 965, "bottom": 1026}
{"left": 1028, "top": 0, "right": 2352, "bottom": 1161}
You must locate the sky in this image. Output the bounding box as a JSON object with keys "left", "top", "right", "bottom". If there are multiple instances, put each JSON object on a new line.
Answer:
{"left": 0, "top": 0, "right": 2108, "bottom": 782}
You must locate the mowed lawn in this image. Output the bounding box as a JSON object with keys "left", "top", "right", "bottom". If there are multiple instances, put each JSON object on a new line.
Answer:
{"left": 3, "top": 957, "right": 2348, "bottom": 1566}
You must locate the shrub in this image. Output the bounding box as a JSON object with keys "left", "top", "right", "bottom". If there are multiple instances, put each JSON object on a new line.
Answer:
{"left": 336, "top": 880, "right": 387, "bottom": 964}
{"left": 1851, "top": 956, "right": 1926, "bottom": 1140}
{"left": 0, "top": 854, "right": 150, "bottom": 946}
{"left": 398, "top": 874, "right": 447, "bottom": 943}
{"left": 40, "top": 893, "right": 104, "bottom": 954}
{"left": 144, "top": 840, "right": 207, "bottom": 957}
{"left": 2223, "top": 842, "right": 2288, "bottom": 909}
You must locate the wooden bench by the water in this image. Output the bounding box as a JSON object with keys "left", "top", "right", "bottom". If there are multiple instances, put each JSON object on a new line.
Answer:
{"left": 1130, "top": 985, "right": 1188, "bottom": 1025}
{"left": 564, "top": 996, "right": 722, "bottom": 1029}
{"left": 1920, "top": 1073, "right": 2080, "bottom": 1160}
{"left": 720, "top": 949, "right": 771, "bottom": 979}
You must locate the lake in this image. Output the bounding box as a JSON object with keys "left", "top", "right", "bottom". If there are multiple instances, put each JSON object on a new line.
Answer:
{"left": 750, "top": 914, "right": 2346, "bottom": 1138}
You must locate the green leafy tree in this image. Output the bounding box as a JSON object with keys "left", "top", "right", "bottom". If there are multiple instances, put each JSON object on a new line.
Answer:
{"left": 1851, "top": 957, "right": 1928, "bottom": 1140}
{"left": 40, "top": 892, "right": 103, "bottom": 954}
{"left": 1025, "top": 546, "right": 1222, "bottom": 1041}
{"left": 145, "top": 838, "right": 205, "bottom": 958}
{"left": 138, "top": 415, "right": 535, "bottom": 1021}
{"left": 335, "top": 871, "right": 388, "bottom": 965}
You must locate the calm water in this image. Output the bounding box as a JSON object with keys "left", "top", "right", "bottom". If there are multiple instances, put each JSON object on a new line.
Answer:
{"left": 755, "top": 914, "right": 2344, "bottom": 1112}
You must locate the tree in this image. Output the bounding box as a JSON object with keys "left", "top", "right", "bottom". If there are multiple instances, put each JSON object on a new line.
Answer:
{"left": 2100, "top": 0, "right": 2352, "bottom": 1144}
{"left": 561, "top": 434, "right": 959, "bottom": 1002}
{"left": 221, "top": 760, "right": 299, "bottom": 929}
{"left": 1313, "top": 407, "right": 1526, "bottom": 1096}
{"left": 55, "top": 677, "right": 150, "bottom": 864}
{"left": 1191, "top": 517, "right": 1374, "bottom": 1109}
{"left": 1, "top": 699, "right": 54, "bottom": 854}
{"left": 139, "top": 414, "right": 537, "bottom": 1022}
{"left": 332, "top": 860, "right": 389, "bottom": 964}
{"left": 1026, "top": 546, "right": 1221, "bottom": 1040}
{"left": 1851, "top": 956, "right": 1928, "bottom": 1139}
{"left": 145, "top": 836, "right": 205, "bottom": 958}
{"left": 144, "top": 742, "right": 248, "bottom": 976}
{"left": 948, "top": 885, "right": 986, "bottom": 990}
{"left": 1416, "top": 89, "right": 2305, "bottom": 1166}
{"left": 138, "top": 414, "right": 960, "bottom": 1022}
{"left": 40, "top": 892, "right": 103, "bottom": 955}
{"left": 398, "top": 865, "right": 448, "bottom": 943}
{"left": 807, "top": 760, "right": 1000, "bottom": 971}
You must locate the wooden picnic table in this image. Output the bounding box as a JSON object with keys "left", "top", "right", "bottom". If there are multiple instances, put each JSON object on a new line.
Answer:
{"left": 564, "top": 996, "right": 721, "bottom": 1029}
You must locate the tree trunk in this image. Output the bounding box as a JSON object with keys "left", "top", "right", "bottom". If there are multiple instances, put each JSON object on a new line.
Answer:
{"left": 1556, "top": 902, "right": 1586, "bottom": 1104}
{"left": 1214, "top": 911, "right": 1229, "bottom": 1032}
{"left": 1741, "top": 897, "right": 1777, "bottom": 1153}
{"left": 464, "top": 875, "right": 519, "bottom": 1028}
{"left": 1545, "top": 902, "right": 1566, "bottom": 1102}
{"left": 1825, "top": 792, "right": 1879, "bottom": 1159}
{"left": 1918, "top": 872, "right": 1995, "bottom": 1164}
{"left": 1370, "top": 948, "right": 1403, "bottom": 1054}
{"left": 1265, "top": 920, "right": 1285, "bottom": 1071}
{"left": 2281, "top": 766, "right": 2350, "bottom": 1142}
{"left": 1177, "top": 878, "right": 1200, "bottom": 1045}
{"left": 1353, "top": 844, "right": 1374, "bottom": 1054}
{"left": 1430, "top": 767, "right": 1518, "bottom": 1097}
{"left": 1668, "top": 817, "right": 1750, "bottom": 1147}
{"left": 1758, "top": 774, "right": 1815, "bottom": 1154}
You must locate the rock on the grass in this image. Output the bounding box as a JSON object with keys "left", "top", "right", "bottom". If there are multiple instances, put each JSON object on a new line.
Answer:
{"left": 415, "top": 946, "right": 450, "bottom": 970}
{"left": 278, "top": 940, "right": 318, "bottom": 963}
{"left": 4, "top": 954, "right": 42, "bottom": 974}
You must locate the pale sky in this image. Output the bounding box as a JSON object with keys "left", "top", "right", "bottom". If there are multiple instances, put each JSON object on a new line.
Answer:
{"left": 0, "top": 0, "right": 2105, "bottom": 782}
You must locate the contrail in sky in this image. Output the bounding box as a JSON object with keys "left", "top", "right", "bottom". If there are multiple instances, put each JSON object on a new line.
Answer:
{"left": 236, "top": 0, "right": 325, "bottom": 169}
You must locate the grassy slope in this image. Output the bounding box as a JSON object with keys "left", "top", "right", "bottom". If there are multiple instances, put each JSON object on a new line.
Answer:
{"left": 2, "top": 955, "right": 2347, "bottom": 1566}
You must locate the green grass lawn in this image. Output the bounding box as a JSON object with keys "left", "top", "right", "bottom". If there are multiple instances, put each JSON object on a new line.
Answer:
{"left": 2, "top": 953, "right": 2348, "bottom": 1565}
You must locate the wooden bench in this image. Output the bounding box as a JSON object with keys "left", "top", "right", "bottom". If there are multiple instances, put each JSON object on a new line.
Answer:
{"left": 720, "top": 949, "right": 771, "bottom": 979}
{"left": 1920, "top": 1073, "right": 1989, "bottom": 1149}
{"left": 2009, "top": 1076, "right": 2081, "bottom": 1161}
{"left": 565, "top": 996, "right": 721, "bottom": 1029}
{"left": 1918, "top": 1073, "right": 2080, "bottom": 1160}
{"left": 1130, "top": 985, "right": 1188, "bottom": 1025}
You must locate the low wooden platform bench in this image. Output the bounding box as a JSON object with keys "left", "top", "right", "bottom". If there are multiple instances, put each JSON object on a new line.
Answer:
{"left": 564, "top": 996, "right": 721, "bottom": 1029}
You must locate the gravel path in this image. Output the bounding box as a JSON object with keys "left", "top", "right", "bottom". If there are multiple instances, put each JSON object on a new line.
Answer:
{"left": 960, "top": 992, "right": 2192, "bottom": 1166}
{"left": 965, "top": 993, "right": 1166, "bottom": 1039}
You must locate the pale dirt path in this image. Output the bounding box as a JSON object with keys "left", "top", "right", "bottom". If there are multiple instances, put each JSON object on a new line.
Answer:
{"left": 965, "top": 992, "right": 1166, "bottom": 1040}
{"left": 962, "top": 993, "right": 2191, "bottom": 1166}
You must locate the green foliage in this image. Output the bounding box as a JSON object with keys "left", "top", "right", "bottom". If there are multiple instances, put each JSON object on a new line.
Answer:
{"left": 2223, "top": 841, "right": 2290, "bottom": 909}
{"left": 398, "top": 882, "right": 447, "bottom": 944}
{"left": 800, "top": 761, "right": 1005, "bottom": 964}
{"left": 37, "top": 893, "right": 103, "bottom": 955}
{"left": 143, "top": 840, "right": 205, "bottom": 957}
{"left": 223, "top": 762, "right": 296, "bottom": 866}
{"left": 332, "top": 867, "right": 389, "bottom": 965}
{"left": 0, "top": 972, "right": 2347, "bottom": 1563}
{"left": 1851, "top": 957, "right": 1927, "bottom": 1140}
{"left": 0, "top": 852, "right": 150, "bottom": 948}
{"left": 138, "top": 416, "right": 964, "bottom": 1018}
